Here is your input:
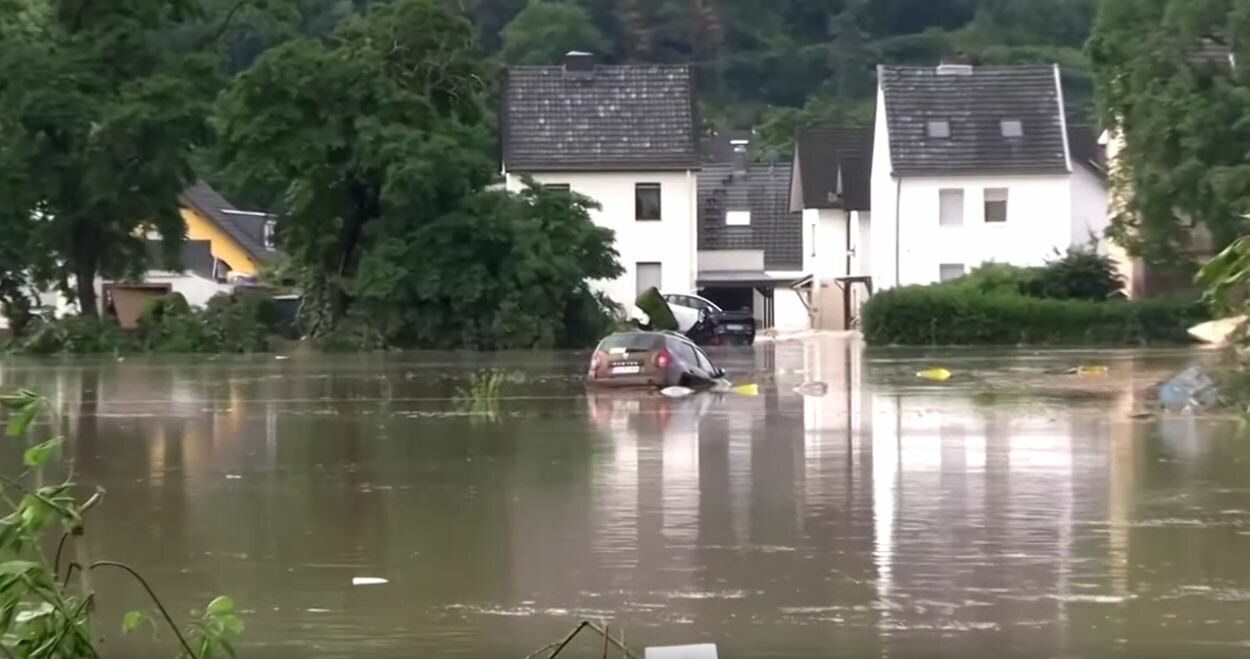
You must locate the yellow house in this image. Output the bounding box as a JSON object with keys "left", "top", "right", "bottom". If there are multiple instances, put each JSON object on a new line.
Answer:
{"left": 177, "top": 182, "right": 279, "bottom": 278}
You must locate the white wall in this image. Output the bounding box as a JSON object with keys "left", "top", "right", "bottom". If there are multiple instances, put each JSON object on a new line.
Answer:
{"left": 802, "top": 208, "right": 851, "bottom": 280}
{"left": 881, "top": 173, "right": 1075, "bottom": 288}
{"left": 854, "top": 211, "right": 872, "bottom": 276}
{"left": 505, "top": 170, "right": 697, "bottom": 309}
{"left": 1071, "top": 166, "right": 1110, "bottom": 251}
{"left": 772, "top": 287, "right": 810, "bottom": 332}
{"left": 869, "top": 85, "right": 900, "bottom": 290}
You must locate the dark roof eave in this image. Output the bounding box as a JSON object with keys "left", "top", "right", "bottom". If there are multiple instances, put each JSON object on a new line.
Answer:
{"left": 506, "top": 161, "right": 702, "bottom": 172}
{"left": 891, "top": 166, "right": 1072, "bottom": 177}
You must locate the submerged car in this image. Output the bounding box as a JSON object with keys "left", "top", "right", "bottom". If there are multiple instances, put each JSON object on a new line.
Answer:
{"left": 587, "top": 331, "right": 725, "bottom": 388}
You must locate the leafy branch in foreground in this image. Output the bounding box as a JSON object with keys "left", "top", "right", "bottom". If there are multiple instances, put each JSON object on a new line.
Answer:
{"left": 0, "top": 389, "right": 243, "bottom": 658}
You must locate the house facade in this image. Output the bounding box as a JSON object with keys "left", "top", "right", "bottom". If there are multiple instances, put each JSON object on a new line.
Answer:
{"left": 501, "top": 53, "right": 700, "bottom": 310}
{"left": 789, "top": 126, "right": 874, "bottom": 329}
{"left": 697, "top": 138, "right": 807, "bottom": 330}
{"left": 179, "top": 182, "right": 280, "bottom": 280}
{"left": 870, "top": 64, "right": 1109, "bottom": 290}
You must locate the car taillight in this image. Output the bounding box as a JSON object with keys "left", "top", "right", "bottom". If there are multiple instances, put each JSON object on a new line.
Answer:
{"left": 589, "top": 351, "right": 605, "bottom": 374}
{"left": 653, "top": 349, "right": 670, "bottom": 369}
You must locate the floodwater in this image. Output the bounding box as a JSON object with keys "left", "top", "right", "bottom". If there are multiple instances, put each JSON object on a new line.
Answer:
{"left": 0, "top": 337, "right": 1248, "bottom": 658}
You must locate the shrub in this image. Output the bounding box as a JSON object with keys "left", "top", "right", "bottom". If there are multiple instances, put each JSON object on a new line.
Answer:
{"left": 1023, "top": 247, "right": 1124, "bottom": 301}
{"left": 862, "top": 285, "right": 1208, "bottom": 346}
{"left": 945, "top": 262, "right": 1038, "bottom": 295}
{"left": 15, "top": 315, "right": 137, "bottom": 354}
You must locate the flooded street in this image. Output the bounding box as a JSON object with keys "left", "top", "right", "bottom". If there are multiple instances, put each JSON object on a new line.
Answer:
{"left": 2, "top": 337, "right": 1249, "bottom": 658}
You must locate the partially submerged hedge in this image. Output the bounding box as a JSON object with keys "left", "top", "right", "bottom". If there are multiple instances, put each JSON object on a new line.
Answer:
{"left": 862, "top": 286, "right": 1209, "bottom": 346}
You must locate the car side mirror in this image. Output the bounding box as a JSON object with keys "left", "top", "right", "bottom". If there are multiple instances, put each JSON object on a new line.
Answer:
{"left": 714, "top": 368, "right": 726, "bottom": 379}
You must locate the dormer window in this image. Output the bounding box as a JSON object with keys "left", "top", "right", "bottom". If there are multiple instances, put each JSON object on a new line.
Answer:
{"left": 1001, "top": 120, "right": 1024, "bottom": 138}
{"left": 263, "top": 219, "right": 277, "bottom": 249}
{"left": 927, "top": 120, "right": 950, "bottom": 138}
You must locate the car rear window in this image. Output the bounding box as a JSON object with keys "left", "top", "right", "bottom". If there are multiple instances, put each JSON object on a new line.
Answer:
{"left": 597, "top": 334, "right": 663, "bottom": 351}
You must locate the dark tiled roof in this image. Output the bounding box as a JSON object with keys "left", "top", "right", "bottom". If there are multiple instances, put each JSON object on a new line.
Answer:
{"left": 1067, "top": 124, "right": 1106, "bottom": 179}
{"left": 792, "top": 125, "right": 872, "bottom": 210}
{"left": 146, "top": 240, "right": 217, "bottom": 279}
{"left": 178, "top": 182, "right": 279, "bottom": 264}
{"left": 880, "top": 65, "right": 1069, "bottom": 176}
{"left": 503, "top": 64, "right": 699, "bottom": 171}
{"left": 699, "top": 163, "right": 801, "bottom": 271}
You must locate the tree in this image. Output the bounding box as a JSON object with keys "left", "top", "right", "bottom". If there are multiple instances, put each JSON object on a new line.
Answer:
{"left": 0, "top": 0, "right": 223, "bottom": 317}
{"left": 216, "top": 0, "right": 497, "bottom": 335}
{"left": 501, "top": 0, "right": 611, "bottom": 64}
{"left": 352, "top": 185, "right": 623, "bottom": 349}
{"left": 1089, "top": 0, "right": 1250, "bottom": 262}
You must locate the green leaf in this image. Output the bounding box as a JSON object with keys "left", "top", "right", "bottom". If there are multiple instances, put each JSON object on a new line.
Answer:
{"left": 5, "top": 401, "right": 39, "bottom": 438}
{"left": 22, "top": 437, "right": 63, "bottom": 468}
{"left": 206, "top": 595, "right": 234, "bottom": 616}
{"left": 222, "top": 614, "right": 244, "bottom": 635}
{"left": 122, "top": 610, "right": 144, "bottom": 633}
{"left": 0, "top": 560, "right": 40, "bottom": 578}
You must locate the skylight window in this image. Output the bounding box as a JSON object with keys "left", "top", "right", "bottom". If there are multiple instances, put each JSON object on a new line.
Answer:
{"left": 1001, "top": 120, "right": 1024, "bottom": 138}
{"left": 927, "top": 120, "right": 950, "bottom": 138}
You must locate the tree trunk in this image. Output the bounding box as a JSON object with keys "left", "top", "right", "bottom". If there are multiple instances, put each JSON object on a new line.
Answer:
{"left": 72, "top": 229, "right": 100, "bottom": 318}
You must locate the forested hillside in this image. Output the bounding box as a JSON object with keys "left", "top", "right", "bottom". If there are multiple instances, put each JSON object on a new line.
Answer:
{"left": 205, "top": 0, "right": 1098, "bottom": 158}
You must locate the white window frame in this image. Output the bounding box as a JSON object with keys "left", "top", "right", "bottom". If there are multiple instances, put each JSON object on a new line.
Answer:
{"left": 726, "top": 210, "right": 751, "bottom": 226}
{"left": 939, "top": 189, "right": 965, "bottom": 227}
{"left": 939, "top": 263, "right": 966, "bottom": 282}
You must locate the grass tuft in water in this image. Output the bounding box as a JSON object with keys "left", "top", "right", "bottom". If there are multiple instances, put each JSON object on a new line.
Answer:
{"left": 453, "top": 369, "right": 517, "bottom": 421}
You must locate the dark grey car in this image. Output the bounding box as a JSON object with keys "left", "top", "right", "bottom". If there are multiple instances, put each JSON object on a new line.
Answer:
{"left": 587, "top": 331, "right": 724, "bottom": 388}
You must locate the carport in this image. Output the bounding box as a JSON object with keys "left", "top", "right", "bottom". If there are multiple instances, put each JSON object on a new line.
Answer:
{"left": 696, "top": 270, "right": 807, "bottom": 330}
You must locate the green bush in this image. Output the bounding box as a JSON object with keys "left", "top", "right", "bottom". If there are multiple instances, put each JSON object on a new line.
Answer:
{"left": 15, "top": 316, "right": 137, "bottom": 354}
{"left": 862, "top": 285, "right": 1208, "bottom": 346}
{"left": 1023, "top": 247, "right": 1124, "bottom": 301}
{"left": 945, "top": 262, "right": 1038, "bottom": 295}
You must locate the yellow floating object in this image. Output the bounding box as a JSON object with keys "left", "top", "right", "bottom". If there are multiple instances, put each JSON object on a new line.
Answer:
{"left": 730, "top": 383, "right": 760, "bottom": 396}
{"left": 916, "top": 368, "right": 952, "bottom": 382}
{"left": 1076, "top": 365, "right": 1108, "bottom": 377}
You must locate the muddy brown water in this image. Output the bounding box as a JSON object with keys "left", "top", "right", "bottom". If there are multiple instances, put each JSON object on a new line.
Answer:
{"left": 1, "top": 338, "right": 1247, "bottom": 658}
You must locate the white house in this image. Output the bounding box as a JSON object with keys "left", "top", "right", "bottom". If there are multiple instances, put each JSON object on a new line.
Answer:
{"left": 869, "top": 63, "right": 1109, "bottom": 290}
{"left": 500, "top": 52, "right": 700, "bottom": 310}
{"left": 789, "top": 126, "right": 874, "bottom": 329}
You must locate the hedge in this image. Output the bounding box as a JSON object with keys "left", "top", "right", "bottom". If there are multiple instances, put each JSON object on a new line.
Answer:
{"left": 862, "top": 286, "right": 1210, "bottom": 346}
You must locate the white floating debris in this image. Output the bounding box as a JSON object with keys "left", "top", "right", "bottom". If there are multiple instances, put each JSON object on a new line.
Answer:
{"left": 793, "top": 381, "right": 829, "bottom": 397}
{"left": 352, "top": 577, "right": 388, "bottom": 586}
{"left": 660, "top": 387, "right": 695, "bottom": 398}
{"left": 225, "top": 474, "right": 243, "bottom": 480}
{"left": 646, "top": 644, "right": 718, "bottom": 659}
{"left": 274, "top": 355, "right": 290, "bottom": 361}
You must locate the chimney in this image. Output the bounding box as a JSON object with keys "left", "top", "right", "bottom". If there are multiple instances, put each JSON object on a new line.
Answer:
{"left": 564, "top": 51, "right": 595, "bottom": 77}
{"left": 937, "top": 53, "right": 975, "bottom": 75}
{"left": 731, "top": 138, "right": 750, "bottom": 175}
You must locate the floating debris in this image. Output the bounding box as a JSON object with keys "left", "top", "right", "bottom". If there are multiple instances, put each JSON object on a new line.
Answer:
{"left": 1077, "top": 365, "right": 1109, "bottom": 378}
{"left": 1189, "top": 316, "right": 1246, "bottom": 346}
{"left": 274, "top": 355, "right": 290, "bottom": 361}
{"left": 916, "top": 368, "right": 952, "bottom": 382}
{"left": 730, "top": 383, "right": 759, "bottom": 396}
{"left": 351, "top": 577, "right": 388, "bottom": 586}
{"left": 1158, "top": 365, "right": 1220, "bottom": 411}
{"left": 793, "top": 382, "right": 829, "bottom": 397}
{"left": 646, "top": 644, "right": 719, "bottom": 659}
{"left": 224, "top": 474, "right": 243, "bottom": 480}
{"left": 661, "top": 387, "right": 695, "bottom": 398}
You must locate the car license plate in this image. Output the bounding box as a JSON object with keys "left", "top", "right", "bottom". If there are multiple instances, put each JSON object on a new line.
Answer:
{"left": 612, "top": 365, "right": 641, "bottom": 375}
{"left": 726, "top": 324, "right": 746, "bottom": 331}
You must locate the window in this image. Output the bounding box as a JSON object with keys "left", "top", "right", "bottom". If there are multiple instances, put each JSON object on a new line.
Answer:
{"left": 686, "top": 296, "right": 716, "bottom": 313}
{"left": 544, "top": 183, "right": 571, "bottom": 193}
{"left": 669, "top": 340, "right": 698, "bottom": 366}
{"left": 636, "top": 262, "right": 663, "bottom": 295}
{"left": 984, "top": 188, "right": 1008, "bottom": 223}
{"left": 726, "top": 210, "right": 751, "bottom": 226}
{"left": 693, "top": 346, "right": 716, "bottom": 373}
{"left": 1000, "top": 120, "right": 1024, "bottom": 138}
{"left": 263, "top": 220, "right": 277, "bottom": 249}
{"left": 927, "top": 120, "right": 951, "bottom": 138}
{"left": 939, "top": 264, "right": 966, "bottom": 282}
{"left": 635, "top": 183, "right": 662, "bottom": 221}
{"left": 939, "top": 189, "right": 965, "bottom": 227}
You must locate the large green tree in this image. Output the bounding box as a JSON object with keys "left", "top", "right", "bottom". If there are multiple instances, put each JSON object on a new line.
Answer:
{"left": 500, "top": 0, "right": 611, "bottom": 65}
{"left": 218, "top": 0, "right": 621, "bottom": 347}
{"left": 0, "top": 0, "right": 223, "bottom": 317}
{"left": 1089, "top": 0, "right": 1250, "bottom": 262}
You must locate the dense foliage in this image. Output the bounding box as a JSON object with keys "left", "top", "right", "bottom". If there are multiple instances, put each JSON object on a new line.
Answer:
{"left": 863, "top": 253, "right": 1200, "bottom": 346}
{"left": 863, "top": 286, "right": 1206, "bottom": 346}
{"left": 9, "top": 290, "right": 285, "bottom": 354}
{"left": 1089, "top": 0, "right": 1250, "bottom": 262}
